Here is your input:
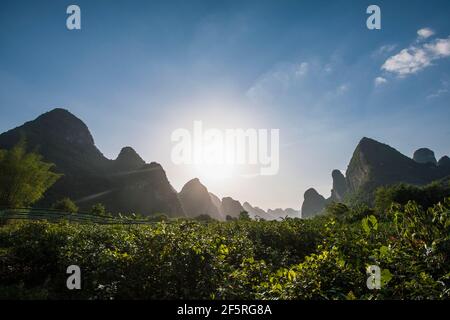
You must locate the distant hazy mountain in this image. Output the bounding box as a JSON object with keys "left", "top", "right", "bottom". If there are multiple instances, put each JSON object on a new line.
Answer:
{"left": 242, "top": 202, "right": 300, "bottom": 220}
{"left": 221, "top": 197, "right": 244, "bottom": 218}
{"left": 0, "top": 108, "right": 185, "bottom": 217}
{"left": 209, "top": 192, "right": 223, "bottom": 214}
{"left": 267, "top": 208, "right": 300, "bottom": 219}
{"left": 301, "top": 137, "right": 450, "bottom": 218}
{"left": 179, "top": 178, "right": 224, "bottom": 220}
{"left": 242, "top": 202, "right": 272, "bottom": 220}
{"left": 301, "top": 188, "right": 327, "bottom": 219}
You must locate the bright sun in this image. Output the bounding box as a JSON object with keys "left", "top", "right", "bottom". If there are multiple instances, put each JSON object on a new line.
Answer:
{"left": 190, "top": 129, "right": 236, "bottom": 181}
{"left": 193, "top": 163, "right": 235, "bottom": 181}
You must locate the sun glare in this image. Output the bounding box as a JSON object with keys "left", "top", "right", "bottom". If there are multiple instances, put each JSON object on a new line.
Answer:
{"left": 190, "top": 126, "right": 237, "bottom": 180}
{"left": 193, "top": 163, "right": 235, "bottom": 181}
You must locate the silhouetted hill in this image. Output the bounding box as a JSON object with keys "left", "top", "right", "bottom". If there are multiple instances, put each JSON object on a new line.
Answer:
{"left": 330, "top": 169, "right": 348, "bottom": 201}
{"left": 221, "top": 197, "right": 244, "bottom": 218}
{"left": 301, "top": 137, "right": 450, "bottom": 218}
{"left": 438, "top": 156, "right": 450, "bottom": 169}
{"left": 242, "top": 202, "right": 273, "bottom": 220}
{"left": 301, "top": 188, "right": 326, "bottom": 218}
{"left": 267, "top": 208, "right": 300, "bottom": 219}
{"left": 113, "top": 146, "right": 146, "bottom": 172}
{"left": 413, "top": 148, "right": 437, "bottom": 165}
{"left": 0, "top": 108, "right": 184, "bottom": 216}
{"left": 209, "top": 192, "right": 223, "bottom": 214}
{"left": 242, "top": 202, "right": 300, "bottom": 220}
{"left": 179, "top": 178, "right": 224, "bottom": 220}
{"left": 346, "top": 138, "right": 449, "bottom": 196}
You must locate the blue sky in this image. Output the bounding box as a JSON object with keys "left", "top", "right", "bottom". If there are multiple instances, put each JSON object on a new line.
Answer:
{"left": 1, "top": 0, "right": 450, "bottom": 210}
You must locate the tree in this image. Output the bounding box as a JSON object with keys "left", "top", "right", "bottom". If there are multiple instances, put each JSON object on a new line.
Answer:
{"left": 194, "top": 214, "right": 214, "bottom": 222}
{"left": 225, "top": 215, "right": 235, "bottom": 221}
{"left": 0, "top": 141, "right": 61, "bottom": 208}
{"left": 91, "top": 203, "right": 106, "bottom": 216}
{"left": 52, "top": 198, "right": 78, "bottom": 213}
{"left": 239, "top": 211, "right": 251, "bottom": 221}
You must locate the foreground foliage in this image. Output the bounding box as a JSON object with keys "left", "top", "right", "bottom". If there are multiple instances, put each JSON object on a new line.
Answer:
{"left": 1, "top": 194, "right": 449, "bottom": 300}
{"left": 0, "top": 142, "right": 61, "bottom": 208}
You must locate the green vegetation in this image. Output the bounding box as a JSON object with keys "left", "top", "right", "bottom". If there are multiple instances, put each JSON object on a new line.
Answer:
{"left": 0, "top": 142, "right": 61, "bottom": 208}
{"left": 0, "top": 189, "right": 449, "bottom": 299}
{"left": 375, "top": 181, "right": 450, "bottom": 213}
{"left": 52, "top": 198, "right": 78, "bottom": 214}
{"left": 90, "top": 203, "right": 107, "bottom": 216}
{"left": 239, "top": 211, "right": 251, "bottom": 221}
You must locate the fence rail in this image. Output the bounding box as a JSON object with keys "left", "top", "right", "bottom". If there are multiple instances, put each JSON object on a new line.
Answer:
{"left": 0, "top": 208, "right": 159, "bottom": 225}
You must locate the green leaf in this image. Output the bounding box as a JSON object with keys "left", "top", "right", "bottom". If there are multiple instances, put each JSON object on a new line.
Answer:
{"left": 381, "top": 269, "right": 393, "bottom": 287}
{"left": 369, "top": 215, "right": 378, "bottom": 231}
{"left": 362, "top": 218, "right": 370, "bottom": 235}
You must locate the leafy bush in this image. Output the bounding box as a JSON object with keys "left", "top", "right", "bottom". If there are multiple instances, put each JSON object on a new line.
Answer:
{"left": 0, "top": 198, "right": 449, "bottom": 300}
{"left": 90, "top": 203, "right": 106, "bottom": 216}
{"left": 52, "top": 198, "right": 78, "bottom": 213}
{"left": 239, "top": 211, "right": 251, "bottom": 221}
{"left": 194, "top": 214, "right": 214, "bottom": 221}
{"left": 375, "top": 182, "right": 450, "bottom": 213}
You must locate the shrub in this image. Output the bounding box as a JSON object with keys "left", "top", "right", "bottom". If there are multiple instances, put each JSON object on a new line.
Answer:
{"left": 91, "top": 203, "right": 106, "bottom": 216}
{"left": 52, "top": 198, "right": 78, "bottom": 213}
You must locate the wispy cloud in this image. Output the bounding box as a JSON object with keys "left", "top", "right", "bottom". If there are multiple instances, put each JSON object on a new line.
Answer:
{"left": 374, "top": 76, "right": 387, "bottom": 86}
{"left": 372, "top": 44, "right": 397, "bottom": 57}
{"left": 417, "top": 28, "right": 435, "bottom": 40}
{"left": 382, "top": 31, "right": 450, "bottom": 76}
{"left": 246, "top": 61, "right": 310, "bottom": 101}
{"left": 427, "top": 80, "right": 450, "bottom": 99}
{"left": 245, "top": 59, "right": 355, "bottom": 116}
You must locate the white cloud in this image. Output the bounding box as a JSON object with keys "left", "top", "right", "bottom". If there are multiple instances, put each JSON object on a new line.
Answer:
{"left": 374, "top": 77, "right": 387, "bottom": 86}
{"left": 417, "top": 28, "right": 435, "bottom": 40}
{"left": 425, "top": 37, "right": 450, "bottom": 56}
{"left": 382, "top": 36, "right": 450, "bottom": 76}
{"left": 382, "top": 47, "right": 431, "bottom": 75}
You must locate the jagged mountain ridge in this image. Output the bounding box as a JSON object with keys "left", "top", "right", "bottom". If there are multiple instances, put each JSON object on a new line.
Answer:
{"left": 5, "top": 110, "right": 440, "bottom": 220}
{"left": 301, "top": 137, "right": 450, "bottom": 218}
{"left": 0, "top": 108, "right": 299, "bottom": 219}
{"left": 0, "top": 108, "right": 185, "bottom": 216}
{"left": 346, "top": 137, "right": 448, "bottom": 194}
